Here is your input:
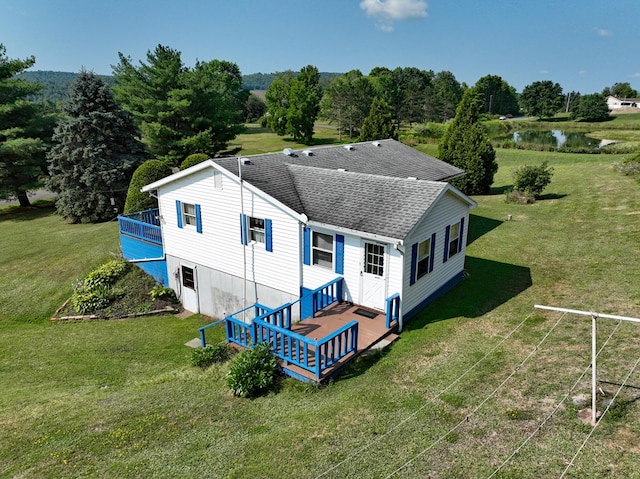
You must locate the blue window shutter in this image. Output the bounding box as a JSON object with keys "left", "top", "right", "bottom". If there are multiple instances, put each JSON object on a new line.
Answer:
{"left": 443, "top": 225, "right": 451, "bottom": 263}
{"left": 240, "top": 214, "right": 248, "bottom": 245}
{"left": 458, "top": 217, "right": 465, "bottom": 253}
{"left": 195, "top": 204, "right": 202, "bottom": 234}
{"left": 335, "top": 234, "right": 344, "bottom": 274}
{"left": 410, "top": 242, "right": 418, "bottom": 285}
{"left": 429, "top": 232, "right": 436, "bottom": 273}
{"left": 176, "top": 200, "right": 183, "bottom": 229}
{"left": 303, "top": 227, "right": 311, "bottom": 265}
{"left": 265, "top": 218, "right": 273, "bottom": 252}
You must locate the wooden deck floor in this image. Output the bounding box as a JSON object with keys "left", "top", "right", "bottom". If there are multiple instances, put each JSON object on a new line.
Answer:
{"left": 281, "top": 302, "right": 398, "bottom": 382}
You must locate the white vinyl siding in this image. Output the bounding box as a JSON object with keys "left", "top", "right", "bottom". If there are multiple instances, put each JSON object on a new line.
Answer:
{"left": 158, "top": 167, "right": 301, "bottom": 298}
{"left": 403, "top": 191, "right": 470, "bottom": 315}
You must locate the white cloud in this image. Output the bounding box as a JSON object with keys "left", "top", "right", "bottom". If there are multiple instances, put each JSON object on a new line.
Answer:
{"left": 578, "top": 69, "right": 587, "bottom": 76}
{"left": 539, "top": 70, "right": 549, "bottom": 75}
{"left": 630, "top": 72, "right": 640, "bottom": 78}
{"left": 360, "top": 0, "right": 428, "bottom": 23}
{"left": 594, "top": 27, "right": 612, "bottom": 37}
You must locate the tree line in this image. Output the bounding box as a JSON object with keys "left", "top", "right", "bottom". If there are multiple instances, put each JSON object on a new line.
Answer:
{"left": 1, "top": 42, "right": 636, "bottom": 221}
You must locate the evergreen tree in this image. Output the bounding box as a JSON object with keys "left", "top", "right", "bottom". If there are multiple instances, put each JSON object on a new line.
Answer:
{"left": 438, "top": 89, "right": 497, "bottom": 195}
{"left": 360, "top": 97, "right": 396, "bottom": 141}
{"left": 113, "top": 45, "right": 244, "bottom": 165}
{"left": 123, "top": 159, "right": 172, "bottom": 214}
{"left": 0, "top": 45, "right": 56, "bottom": 207}
{"left": 47, "top": 71, "right": 148, "bottom": 223}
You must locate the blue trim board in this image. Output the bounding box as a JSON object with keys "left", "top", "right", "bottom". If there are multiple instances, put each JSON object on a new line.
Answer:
{"left": 403, "top": 270, "right": 464, "bottom": 321}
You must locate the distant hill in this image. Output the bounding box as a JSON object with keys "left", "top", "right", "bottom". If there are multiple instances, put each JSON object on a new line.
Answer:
{"left": 16, "top": 71, "right": 115, "bottom": 103}
{"left": 17, "top": 70, "right": 344, "bottom": 103}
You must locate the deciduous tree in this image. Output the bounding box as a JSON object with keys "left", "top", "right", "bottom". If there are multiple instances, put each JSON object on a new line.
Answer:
{"left": 47, "top": 71, "right": 148, "bottom": 223}
{"left": 0, "top": 45, "right": 56, "bottom": 207}
{"left": 438, "top": 88, "right": 497, "bottom": 195}
{"left": 474, "top": 75, "right": 519, "bottom": 116}
{"left": 265, "top": 66, "right": 322, "bottom": 144}
{"left": 320, "top": 70, "right": 374, "bottom": 139}
{"left": 520, "top": 80, "right": 564, "bottom": 119}
{"left": 603, "top": 82, "right": 638, "bottom": 99}
{"left": 570, "top": 93, "right": 609, "bottom": 122}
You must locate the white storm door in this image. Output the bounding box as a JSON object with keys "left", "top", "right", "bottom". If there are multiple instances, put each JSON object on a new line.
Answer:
{"left": 359, "top": 242, "right": 387, "bottom": 311}
{"left": 180, "top": 265, "right": 199, "bottom": 313}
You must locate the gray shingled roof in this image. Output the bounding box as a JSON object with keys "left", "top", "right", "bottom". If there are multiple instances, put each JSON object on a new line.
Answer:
{"left": 288, "top": 165, "right": 447, "bottom": 238}
{"left": 209, "top": 139, "right": 466, "bottom": 238}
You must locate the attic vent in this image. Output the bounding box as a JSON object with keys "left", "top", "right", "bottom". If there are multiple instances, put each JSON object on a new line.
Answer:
{"left": 302, "top": 149, "right": 313, "bottom": 156}
{"left": 343, "top": 144, "right": 354, "bottom": 151}
{"left": 407, "top": 176, "right": 418, "bottom": 180}
{"left": 337, "top": 168, "right": 347, "bottom": 172}
{"left": 283, "top": 148, "right": 295, "bottom": 156}
{"left": 240, "top": 157, "right": 251, "bottom": 165}
{"left": 372, "top": 141, "right": 381, "bottom": 147}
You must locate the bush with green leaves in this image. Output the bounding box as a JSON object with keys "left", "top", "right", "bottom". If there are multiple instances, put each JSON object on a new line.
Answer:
{"left": 70, "top": 260, "right": 129, "bottom": 314}
{"left": 83, "top": 260, "right": 129, "bottom": 290}
{"left": 191, "top": 343, "right": 232, "bottom": 368}
{"left": 123, "top": 159, "right": 172, "bottom": 214}
{"left": 149, "top": 285, "right": 176, "bottom": 301}
{"left": 180, "top": 153, "right": 209, "bottom": 171}
{"left": 227, "top": 342, "right": 279, "bottom": 398}
{"left": 511, "top": 161, "right": 554, "bottom": 198}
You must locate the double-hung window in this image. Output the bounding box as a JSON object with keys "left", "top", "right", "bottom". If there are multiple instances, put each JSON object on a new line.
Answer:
{"left": 249, "top": 217, "right": 265, "bottom": 244}
{"left": 410, "top": 232, "right": 436, "bottom": 285}
{"left": 176, "top": 200, "right": 202, "bottom": 233}
{"left": 448, "top": 222, "right": 461, "bottom": 258}
{"left": 443, "top": 218, "right": 464, "bottom": 263}
{"left": 312, "top": 232, "right": 333, "bottom": 269}
{"left": 183, "top": 203, "right": 197, "bottom": 227}
{"left": 240, "top": 214, "right": 272, "bottom": 251}
{"left": 416, "top": 237, "right": 431, "bottom": 280}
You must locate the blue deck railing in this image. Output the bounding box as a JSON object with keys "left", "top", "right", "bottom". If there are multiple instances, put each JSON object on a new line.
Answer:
{"left": 385, "top": 293, "right": 401, "bottom": 329}
{"left": 207, "top": 303, "right": 272, "bottom": 348}
{"left": 311, "top": 277, "right": 343, "bottom": 315}
{"left": 197, "top": 278, "right": 398, "bottom": 382}
{"left": 118, "top": 208, "right": 162, "bottom": 244}
{"left": 255, "top": 316, "right": 358, "bottom": 381}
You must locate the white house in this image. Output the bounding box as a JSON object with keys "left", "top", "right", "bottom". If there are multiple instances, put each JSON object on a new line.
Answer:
{"left": 140, "top": 139, "right": 476, "bottom": 328}
{"left": 607, "top": 95, "right": 640, "bottom": 110}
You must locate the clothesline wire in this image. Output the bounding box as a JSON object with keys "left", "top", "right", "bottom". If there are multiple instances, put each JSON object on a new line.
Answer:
{"left": 383, "top": 312, "right": 567, "bottom": 478}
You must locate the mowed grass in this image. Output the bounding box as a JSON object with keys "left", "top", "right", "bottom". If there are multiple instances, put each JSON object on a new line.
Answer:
{"left": 1, "top": 141, "right": 640, "bottom": 477}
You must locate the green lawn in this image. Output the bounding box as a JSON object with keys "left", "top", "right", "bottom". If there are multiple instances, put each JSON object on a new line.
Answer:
{"left": 1, "top": 144, "right": 639, "bottom": 477}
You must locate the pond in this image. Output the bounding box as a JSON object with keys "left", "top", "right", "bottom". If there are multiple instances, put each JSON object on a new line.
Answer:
{"left": 512, "top": 130, "right": 615, "bottom": 149}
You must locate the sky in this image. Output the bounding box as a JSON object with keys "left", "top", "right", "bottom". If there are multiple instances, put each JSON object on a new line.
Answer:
{"left": 2, "top": 0, "right": 639, "bottom": 94}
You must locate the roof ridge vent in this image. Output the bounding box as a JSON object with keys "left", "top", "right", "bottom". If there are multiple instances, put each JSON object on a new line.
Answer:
{"left": 283, "top": 148, "right": 296, "bottom": 156}
{"left": 302, "top": 149, "right": 313, "bottom": 156}
{"left": 343, "top": 144, "right": 354, "bottom": 151}
{"left": 372, "top": 141, "right": 381, "bottom": 147}
{"left": 407, "top": 176, "right": 418, "bottom": 180}
{"left": 337, "top": 168, "right": 347, "bottom": 172}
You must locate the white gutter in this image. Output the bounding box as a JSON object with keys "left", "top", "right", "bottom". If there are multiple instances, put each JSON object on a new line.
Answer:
{"left": 306, "top": 220, "right": 403, "bottom": 247}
